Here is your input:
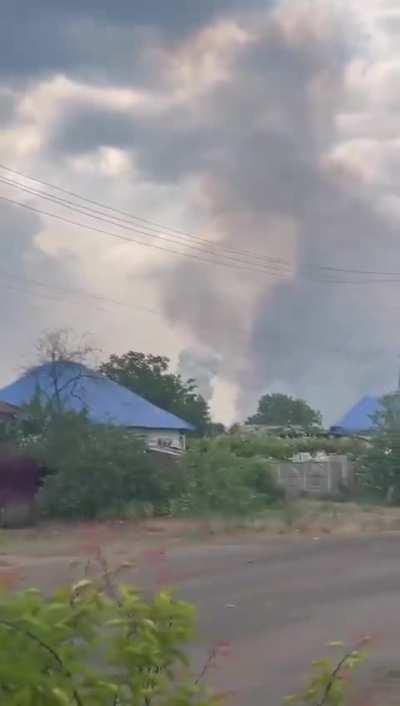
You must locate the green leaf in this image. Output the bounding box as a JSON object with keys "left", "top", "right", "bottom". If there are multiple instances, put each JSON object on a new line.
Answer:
{"left": 52, "top": 687, "right": 71, "bottom": 705}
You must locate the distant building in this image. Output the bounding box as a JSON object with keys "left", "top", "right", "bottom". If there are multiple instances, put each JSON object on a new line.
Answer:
{"left": 0, "top": 362, "right": 194, "bottom": 455}
{"left": 0, "top": 401, "right": 19, "bottom": 421}
{"left": 329, "top": 396, "right": 382, "bottom": 437}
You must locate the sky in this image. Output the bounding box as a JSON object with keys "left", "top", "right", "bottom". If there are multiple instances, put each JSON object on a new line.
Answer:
{"left": 1, "top": 0, "right": 400, "bottom": 426}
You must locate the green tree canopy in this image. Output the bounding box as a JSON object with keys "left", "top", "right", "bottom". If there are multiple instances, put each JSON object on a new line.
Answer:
{"left": 362, "top": 392, "right": 400, "bottom": 503}
{"left": 246, "top": 392, "right": 322, "bottom": 429}
{"left": 99, "top": 351, "right": 211, "bottom": 434}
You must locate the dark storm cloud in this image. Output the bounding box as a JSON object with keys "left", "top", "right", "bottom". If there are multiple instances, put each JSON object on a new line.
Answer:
{"left": 48, "top": 101, "right": 216, "bottom": 181}
{"left": 1, "top": 0, "right": 262, "bottom": 85}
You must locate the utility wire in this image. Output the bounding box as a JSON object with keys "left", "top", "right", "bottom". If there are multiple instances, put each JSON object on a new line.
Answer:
{"left": 0, "top": 193, "right": 315, "bottom": 281}
{"left": 1, "top": 185, "right": 399, "bottom": 285}
{"left": 1, "top": 161, "right": 400, "bottom": 279}
{"left": 0, "top": 271, "right": 390, "bottom": 357}
{"left": 0, "top": 162, "right": 294, "bottom": 269}
{"left": 0, "top": 175, "right": 294, "bottom": 277}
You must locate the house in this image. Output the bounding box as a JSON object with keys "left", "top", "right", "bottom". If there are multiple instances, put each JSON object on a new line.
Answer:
{"left": 329, "top": 395, "right": 382, "bottom": 437}
{"left": 0, "top": 362, "right": 194, "bottom": 455}
{"left": 0, "top": 401, "right": 19, "bottom": 421}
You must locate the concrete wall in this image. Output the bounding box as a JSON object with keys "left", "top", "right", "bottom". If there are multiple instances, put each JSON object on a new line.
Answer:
{"left": 274, "top": 455, "right": 354, "bottom": 499}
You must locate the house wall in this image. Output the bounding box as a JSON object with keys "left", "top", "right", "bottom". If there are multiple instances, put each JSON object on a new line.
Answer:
{"left": 138, "top": 428, "right": 186, "bottom": 455}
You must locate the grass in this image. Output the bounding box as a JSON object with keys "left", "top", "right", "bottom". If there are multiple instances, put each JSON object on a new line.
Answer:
{"left": 177, "top": 500, "right": 400, "bottom": 539}
{"left": 1, "top": 500, "right": 400, "bottom": 562}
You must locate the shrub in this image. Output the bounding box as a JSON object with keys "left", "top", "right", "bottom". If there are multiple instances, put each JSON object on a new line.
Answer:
{"left": 28, "top": 413, "right": 171, "bottom": 519}
{"left": 0, "top": 576, "right": 211, "bottom": 705}
{"left": 286, "top": 641, "right": 366, "bottom": 706}
{"left": 360, "top": 432, "right": 400, "bottom": 503}
{"left": 206, "top": 434, "right": 364, "bottom": 463}
{"left": 170, "top": 441, "right": 283, "bottom": 516}
{"left": 359, "top": 394, "right": 400, "bottom": 503}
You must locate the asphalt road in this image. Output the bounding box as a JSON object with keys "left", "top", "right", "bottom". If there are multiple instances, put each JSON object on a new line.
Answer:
{"left": 135, "top": 534, "right": 400, "bottom": 705}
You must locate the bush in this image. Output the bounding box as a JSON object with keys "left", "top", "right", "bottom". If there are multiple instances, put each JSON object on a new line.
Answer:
{"left": 360, "top": 432, "right": 400, "bottom": 503}
{"left": 28, "top": 413, "right": 172, "bottom": 519}
{"left": 170, "top": 441, "right": 283, "bottom": 516}
{"left": 0, "top": 575, "right": 211, "bottom": 705}
{"left": 359, "top": 395, "right": 400, "bottom": 503}
{"left": 207, "top": 433, "right": 364, "bottom": 463}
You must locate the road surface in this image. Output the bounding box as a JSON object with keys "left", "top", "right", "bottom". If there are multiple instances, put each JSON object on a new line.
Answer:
{"left": 139, "top": 534, "right": 400, "bottom": 705}
{"left": 10, "top": 532, "right": 400, "bottom": 705}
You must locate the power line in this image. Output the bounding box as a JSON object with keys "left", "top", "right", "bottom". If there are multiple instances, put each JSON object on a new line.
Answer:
{"left": 2, "top": 184, "right": 400, "bottom": 286}
{"left": 1, "top": 161, "right": 400, "bottom": 279}
{"left": 0, "top": 273, "right": 160, "bottom": 318}
{"left": 0, "top": 174, "right": 294, "bottom": 277}
{"left": 0, "top": 193, "right": 310, "bottom": 281}
{"left": 0, "top": 162, "right": 294, "bottom": 270}
{"left": 0, "top": 270, "right": 391, "bottom": 357}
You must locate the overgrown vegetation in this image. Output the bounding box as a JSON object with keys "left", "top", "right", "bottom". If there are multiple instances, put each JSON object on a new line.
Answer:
{"left": 0, "top": 569, "right": 211, "bottom": 705}
{"left": 0, "top": 396, "right": 364, "bottom": 521}
{"left": 28, "top": 413, "right": 180, "bottom": 520}
{"left": 32, "top": 420, "right": 284, "bottom": 519}
{"left": 210, "top": 433, "right": 364, "bottom": 462}
{"left": 169, "top": 441, "right": 283, "bottom": 516}
{"left": 359, "top": 393, "right": 400, "bottom": 503}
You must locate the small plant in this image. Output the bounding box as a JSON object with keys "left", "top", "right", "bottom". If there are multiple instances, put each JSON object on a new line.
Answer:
{"left": 172, "top": 442, "right": 283, "bottom": 516}
{"left": 285, "top": 640, "right": 368, "bottom": 706}
{"left": 0, "top": 571, "right": 213, "bottom": 705}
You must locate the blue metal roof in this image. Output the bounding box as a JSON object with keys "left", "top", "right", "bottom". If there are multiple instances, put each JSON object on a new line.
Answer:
{"left": 0, "top": 362, "right": 194, "bottom": 431}
{"left": 330, "top": 395, "right": 382, "bottom": 436}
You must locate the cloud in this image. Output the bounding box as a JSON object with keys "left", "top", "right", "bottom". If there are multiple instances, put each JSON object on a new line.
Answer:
{"left": 1, "top": 0, "right": 259, "bottom": 87}
{"left": 150, "top": 1, "right": 400, "bottom": 422}
{"left": 1, "top": 0, "right": 400, "bottom": 425}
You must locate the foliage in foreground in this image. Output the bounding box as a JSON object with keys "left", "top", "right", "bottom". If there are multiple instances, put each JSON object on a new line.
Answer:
{"left": 0, "top": 575, "right": 212, "bottom": 706}
{"left": 0, "top": 563, "right": 371, "bottom": 706}
{"left": 287, "top": 640, "right": 367, "bottom": 706}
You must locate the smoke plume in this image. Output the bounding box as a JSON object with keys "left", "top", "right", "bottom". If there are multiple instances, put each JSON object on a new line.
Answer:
{"left": 159, "top": 1, "right": 400, "bottom": 422}
{"left": 177, "top": 348, "right": 221, "bottom": 401}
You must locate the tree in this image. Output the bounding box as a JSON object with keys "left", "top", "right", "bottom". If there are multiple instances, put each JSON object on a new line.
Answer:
{"left": 361, "top": 392, "right": 400, "bottom": 503}
{"left": 246, "top": 393, "right": 322, "bottom": 430}
{"left": 99, "top": 351, "right": 211, "bottom": 434}
{"left": 31, "top": 411, "right": 174, "bottom": 519}
{"left": 29, "top": 329, "right": 98, "bottom": 415}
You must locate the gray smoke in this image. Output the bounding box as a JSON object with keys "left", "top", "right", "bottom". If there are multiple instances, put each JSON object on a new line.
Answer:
{"left": 2, "top": 0, "right": 400, "bottom": 425}
{"left": 158, "top": 2, "right": 400, "bottom": 423}
{"left": 177, "top": 348, "right": 221, "bottom": 401}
